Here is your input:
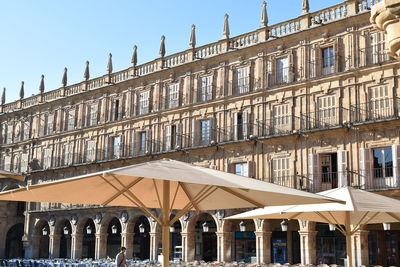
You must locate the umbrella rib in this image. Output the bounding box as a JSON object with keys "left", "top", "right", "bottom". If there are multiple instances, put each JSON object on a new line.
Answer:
{"left": 170, "top": 182, "right": 180, "bottom": 211}
{"left": 315, "top": 211, "right": 346, "bottom": 235}
{"left": 169, "top": 186, "right": 217, "bottom": 226}
{"left": 178, "top": 182, "right": 199, "bottom": 211}
{"left": 349, "top": 211, "right": 370, "bottom": 234}
{"left": 351, "top": 212, "right": 379, "bottom": 235}
{"left": 101, "top": 176, "right": 144, "bottom": 206}
{"left": 218, "top": 186, "right": 264, "bottom": 208}
{"left": 152, "top": 179, "right": 163, "bottom": 210}
{"left": 387, "top": 212, "right": 400, "bottom": 222}
{"left": 101, "top": 175, "right": 162, "bottom": 225}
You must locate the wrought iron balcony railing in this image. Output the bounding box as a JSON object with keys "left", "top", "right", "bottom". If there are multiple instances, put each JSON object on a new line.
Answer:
{"left": 350, "top": 97, "right": 400, "bottom": 123}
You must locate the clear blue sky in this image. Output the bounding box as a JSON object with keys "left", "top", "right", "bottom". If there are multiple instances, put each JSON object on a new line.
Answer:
{"left": 0, "top": 0, "right": 341, "bottom": 103}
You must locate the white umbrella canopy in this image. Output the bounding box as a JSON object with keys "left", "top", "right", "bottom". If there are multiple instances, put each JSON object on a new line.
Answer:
{"left": 227, "top": 186, "right": 400, "bottom": 267}
{"left": 0, "top": 159, "right": 341, "bottom": 266}
{"left": 0, "top": 169, "right": 25, "bottom": 181}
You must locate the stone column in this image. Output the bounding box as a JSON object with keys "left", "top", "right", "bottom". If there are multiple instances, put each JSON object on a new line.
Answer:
{"left": 71, "top": 233, "right": 83, "bottom": 259}
{"left": 95, "top": 233, "right": 107, "bottom": 259}
{"left": 181, "top": 231, "right": 195, "bottom": 262}
{"left": 371, "top": 0, "right": 400, "bottom": 61}
{"left": 216, "top": 232, "right": 232, "bottom": 262}
{"left": 255, "top": 231, "right": 272, "bottom": 264}
{"left": 48, "top": 234, "right": 61, "bottom": 258}
{"left": 121, "top": 232, "right": 134, "bottom": 259}
{"left": 352, "top": 229, "right": 369, "bottom": 267}
{"left": 149, "top": 231, "right": 161, "bottom": 261}
{"left": 298, "top": 230, "right": 317, "bottom": 265}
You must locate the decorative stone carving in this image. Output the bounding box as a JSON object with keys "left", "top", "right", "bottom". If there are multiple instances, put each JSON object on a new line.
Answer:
{"left": 70, "top": 215, "right": 78, "bottom": 226}
{"left": 49, "top": 216, "right": 56, "bottom": 226}
{"left": 121, "top": 211, "right": 129, "bottom": 223}
{"left": 94, "top": 213, "right": 102, "bottom": 224}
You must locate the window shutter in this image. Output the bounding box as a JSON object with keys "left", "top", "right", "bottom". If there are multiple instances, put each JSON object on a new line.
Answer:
{"left": 288, "top": 53, "right": 294, "bottom": 82}
{"left": 337, "top": 150, "right": 348, "bottom": 187}
{"left": 133, "top": 130, "right": 139, "bottom": 154}
{"left": 191, "top": 119, "right": 199, "bottom": 146}
{"left": 248, "top": 161, "right": 256, "bottom": 178}
{"left": 175, "top": 123, "right": 183, "bottom": 149}
{"left": 146, "top": 129, "right": 152, "bottom": 153}
{"left": 308, "top": 153, "right": 320, "bottom": 192}
{"left": 392, "top": 144, "right": 400, "bottom": 187}
{"left": 233, "top": 113, "right": 238, "bottom": 141}
{"left": 243, "top": 111, "right": 249, "bottom": 139}
{"left": 164, "top": 125, "right": 172, "bottom": 151}
{"left": 359, "top": 148, "right": 372, "bottom": 189}
{"left": 210, "top": 118, "right": 216, "bottom": 142}
{"left": 228, "top": 163, "right": 235, "bottom": 174}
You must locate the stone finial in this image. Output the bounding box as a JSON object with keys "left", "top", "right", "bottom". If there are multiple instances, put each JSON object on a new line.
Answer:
{"left": 189, "top": 24, "right": 196, "bottom": 49}
{"left": 1, "top": 88, "right": 5, "bottom": 105}
{"left": 222, "top": 14, "right": 230, "bottom": 39}
{"left": 302, "top": 0, "right": 310, "bottom": 14}
{"left": 84, "top": 61, "right": 90, "bottom": 81}
{"left": 19, "top": 81, "right": 24, "bottom": 100}
{"left": 260, "top": 1, "right": 268, "bottom": 27}
{"left": 159, "top": 35, "right": 166, "bottom": 58}
{"left": 62, "top": 67, "right": 68, "bottom": 87}
{"left": 107, "top": 53, "right": 113, "bottom": 74}
{"left": 39, "top": 75, "right": 45, "bottom": 94}
{"left": 131, "top": 45, "right": 138, "bottom": 66}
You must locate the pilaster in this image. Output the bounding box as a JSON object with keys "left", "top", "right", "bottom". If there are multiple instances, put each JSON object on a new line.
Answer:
{"left": 255, "top": 231, "right": 272, "bottom": 264}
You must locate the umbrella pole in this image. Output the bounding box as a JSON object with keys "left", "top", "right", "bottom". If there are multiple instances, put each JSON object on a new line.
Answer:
{"left": 162, "top": 180, "right": 171, "bottom": 267}
{"left": 345, "top": 211, "right": 354, "bottom": 267}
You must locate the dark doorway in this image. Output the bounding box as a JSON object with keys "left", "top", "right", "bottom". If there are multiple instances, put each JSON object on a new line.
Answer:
{"left": 5, "top": 223, "right": 24, "bottom": 259}
{"left": 82, "top": 220, "right": 95, "bottom": 259}
{"left": 133, "top": 216, "right": 150, "bottom": 260}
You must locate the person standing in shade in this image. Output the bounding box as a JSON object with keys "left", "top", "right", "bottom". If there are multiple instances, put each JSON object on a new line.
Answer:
{"left": 115, "top": 247, "right": 127, "bottom": 267}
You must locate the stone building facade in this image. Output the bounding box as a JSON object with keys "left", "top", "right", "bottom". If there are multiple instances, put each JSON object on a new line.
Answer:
{"left": 1, "top": 0, "right": 400, "bottom": 266}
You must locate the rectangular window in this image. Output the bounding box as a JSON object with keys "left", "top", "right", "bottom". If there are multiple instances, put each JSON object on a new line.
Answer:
{"left": 164, "top": 125, "right": 177, "bottom": 151}
{"left": 20, "top": 153, "right": 29, "bottom": 173}
{"left": 235, "top": 163, "right": 249, "bottom": 177}
{"left": 87, "top": 140, "right": 96, "bottom": 162}
{"left": 46, "top": 114, "right": 54, "bottom": 135}
{"left": 373, "top": 147, "right": 393, "bottom": 179}
{"left": 138, "top": 131, "right": 147, "bottom": 152}
{"left": 370, "top": 32, "right": 388, "bottom": 64}
{"left": 276, "top": 57, "right": 289, "bottom": 84}
{"left": 200, "top": 120, "right": 211, "bottom": 142}
{"left": 43, "top": 148, "right": 52, "bottom": 169}
{"left": 6, "top": 124, "right": 13, "bottom": 144}
{"left": 199, "top": 76, "right": 213, "bottom": 102}
{"left": 67, "top": 110, "right": 75, "bottom": 131}
{"left": 235, "top": 67, "right": 250, "bottom": 94}
{"left": 4, "top": 156, "right": 11, "bottom": 171}
{"left": 112, "top": 99, "right": 121, "bottom": 121}
{"left": 23, "top": 121, "right": 30, "bottom": 140}
{"left": 273, "top": 104, "right": 291, "bottom": 133}
{"left": 112, "top": 136, "right": 121, "bottom": 159}
{"left": 272, "top": 157, "right": 290, "bottom": 186}
{"left": 139, "top": 91, "right": 150, "bottom": 115}
{"left": 317, "top": 95, "right": 336, "bottom": 126}
{"left": 88, "top": 104, "right": 98, "bottom": 126}
{"left": 167, "top": 83, "right": 179, "bottom": 109}
{"left": 64, "top": 143, "right": 74, "bottom": 166}
{"left": 368, "top": 85, "right": 391, "bottom": 119}
{"left": 322, "top": 47, "right": 335, "bottom": 75}
{"left": 320, "top": 153, "right": 338, "bottom": 189}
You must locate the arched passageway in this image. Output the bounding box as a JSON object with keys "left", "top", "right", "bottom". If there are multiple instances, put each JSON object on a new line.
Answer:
{"left": 106, "top": 217, "right": 121, "bottom": 258}
{"left": 133, "top": 216, "right": 150, "bottom": 260}
{"left": 82, "top": 219, "right": 95, "bottom": 259}
{"left": 170, "top": 217, "right": 182, "bottom": 260}
{"left": 316, "top": 222, "right": 345, "bottom": 266}
{"left": 58, "top": 220, "right": 72, "bottom": 258}
{"left": 194, "top": 213, "right": 217, "bottom": 262}
{"left": 231, "top": 220, "right": 256, "bottom": 263}
{"left": 5, "top": 223, "right": 24, "bottom": 259}
{"left": 38, "top": 223, "right": 49, "bottom": 258}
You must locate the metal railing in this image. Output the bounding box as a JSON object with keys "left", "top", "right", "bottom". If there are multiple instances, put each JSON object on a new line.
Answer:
{"left": 350, "top": 97, "right": 400, "bottom": 123}
{"left": 300, "top": 107, "right": 348, "bottom": 131}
